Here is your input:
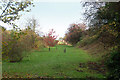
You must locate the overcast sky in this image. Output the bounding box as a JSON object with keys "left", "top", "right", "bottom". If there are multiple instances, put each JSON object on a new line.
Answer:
{"left": 0, "top": 1, "right": 85, "bottom": 38}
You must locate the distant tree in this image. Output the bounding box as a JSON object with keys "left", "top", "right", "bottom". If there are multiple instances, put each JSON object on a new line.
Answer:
{"left": 59, "top": 37, "right": 63, "bottom": 41}
{"left": 65, "top": 23, "right": 86, "bottom": 45}
{"left": 26, "top": 17, "right": 39, "bottom": 32}
{"left": 43, "top": 29, "right": 58, "bottom": 51}
{"left": 25, "top": 17, "right": 39, "bottom": 48}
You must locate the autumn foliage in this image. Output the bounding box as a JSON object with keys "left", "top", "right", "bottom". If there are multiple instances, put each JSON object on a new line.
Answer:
{"left": 43, "top": 29, "right": 58, "bottom": 47}
{"left": 65, "top": 23, "right": 86, "bottom": 45}
{"left": 2, "top": 27, "right": 45, "bottom": 62}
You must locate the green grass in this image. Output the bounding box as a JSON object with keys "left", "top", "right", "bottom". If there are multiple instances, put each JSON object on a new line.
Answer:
{"left": 2, "top": 45, "right": 105, "bottom": 78}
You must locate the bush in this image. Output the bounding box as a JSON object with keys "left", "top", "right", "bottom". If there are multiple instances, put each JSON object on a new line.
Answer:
{"left": 2, "top": 30, "right": 28, "bottom": 62}
{"left": 34, "top": 36, "right": 45, "bottom": 50}
{"left": 2, "top": 30, "right": 11, "bottom": 58}
{"left": 106, "top": 51, "right": 120, "bottom": 79}
{"left": 77, "top": 34, "right": 99, "bottom": 47}
{"left": 8, "top": 39, "right": 25, "bottom": 62}
{"left": 2, "top": 29, "right": 45, "bottom": 62}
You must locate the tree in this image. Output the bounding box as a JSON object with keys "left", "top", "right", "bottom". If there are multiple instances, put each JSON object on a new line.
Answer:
{"left": 43, "top": 29, "right": 58, "bottom": 51}
{"left": 0, "top": 0, "right": 34, "bottom": 62}
{"left": 65, "top": 23, "right": 85, "bottom": 45}
{"left": 82, "top": 2, "right": 120, "bottom": 52}
{"left": 0, "top": 0, "right": 34, "bottom": 24}
{"left": 59, "top": 37, "right": 63, "bottom": 41}
{"left": 82, "top": 2, "right": 120, "bottom": 79}
{"left": 26, "top": 17, "right": 39, "bottom": 32}
{"left": 82, "top": 2, "right": 105, "bottom": 27}
{"left": 25, "top": 17, "right": 40, "bottom": 48}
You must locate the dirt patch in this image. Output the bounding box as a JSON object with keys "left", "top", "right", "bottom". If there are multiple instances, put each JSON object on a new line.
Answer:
{"left": 77, "top": 61, "right": 107, "bottom": 75}
{"left": 87, "top": 61, "right": 106, "bottom": 75}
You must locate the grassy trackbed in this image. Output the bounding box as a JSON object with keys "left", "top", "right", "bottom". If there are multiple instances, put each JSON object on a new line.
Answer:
{"left": 2, "top": 45, "right": 105, "bottom": 78}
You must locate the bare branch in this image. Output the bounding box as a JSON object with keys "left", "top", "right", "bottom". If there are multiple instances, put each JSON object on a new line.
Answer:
{"left": 1, "top": 1, "right": 11, "bottom": 16}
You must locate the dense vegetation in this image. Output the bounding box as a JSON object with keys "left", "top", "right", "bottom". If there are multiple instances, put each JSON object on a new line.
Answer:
{"left": 64, "top": 23, "right": 86, "bottom": 45}
{"left": 0, "top": 1, "right": 120, "bottom": 79}
{"left": 2, "top": 26, "right": 45, "bottom": 62}
{"left": 64, "top": 2, "right": 120, "bottom": 79}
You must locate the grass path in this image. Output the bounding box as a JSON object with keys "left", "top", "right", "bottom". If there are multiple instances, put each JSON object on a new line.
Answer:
{"left": 2, "top": 45, "right": 105, "bottom": 78}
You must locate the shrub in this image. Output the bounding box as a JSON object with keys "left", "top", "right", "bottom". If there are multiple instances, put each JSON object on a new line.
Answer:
{"left": 5, "top": 30, "right": 27, "bottom": 62}
{"left": 106, "top": 51, "right": 120, "bottom": 79}
{"left": 34, "top": 36, "right": 45, "bottom": 50}
{"left": 2, "top": 30, "right": 11, "bottom": 58}
{"left": 2, "top": 29, "right": 45, "bottom": 62}
{"left": 77, "top": 34, "right": 99, "bottom": 47}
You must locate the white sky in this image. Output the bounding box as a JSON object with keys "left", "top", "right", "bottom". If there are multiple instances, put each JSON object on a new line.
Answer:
{"left": 0, "top": 1, "right": 85, "bottom": 39}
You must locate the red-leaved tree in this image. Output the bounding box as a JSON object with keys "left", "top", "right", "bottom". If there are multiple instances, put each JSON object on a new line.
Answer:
{"left": 43, "top": 29, "right": 58, "bottom": 51}
{"left": 64, "top": 23, "right": 86, "bottom": 45}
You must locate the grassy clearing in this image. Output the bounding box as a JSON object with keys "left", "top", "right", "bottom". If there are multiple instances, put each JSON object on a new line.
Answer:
{"left": 2, "top": 45, "right": 105, "bottom": 78}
